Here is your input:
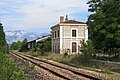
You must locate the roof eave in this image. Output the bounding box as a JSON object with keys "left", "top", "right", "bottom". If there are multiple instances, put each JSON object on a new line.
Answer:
{"left": 51, "top": 23, "right": 60, "bottom": 29}
{"left": 51, "top": 22, "right": 87, "bottom": 29}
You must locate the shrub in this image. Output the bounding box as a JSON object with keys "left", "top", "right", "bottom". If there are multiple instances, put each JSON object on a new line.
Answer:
{"left": 79, "top": 40, "right": 94, "bottom": 63}
{"left": 0, "top": 51, "right": 23, "bottom": 80}
{"left": 34, "top": 37, "right": 52, "bottom": 54}
{"left": 64, "top": 49, "right": 68, "bottom": 57}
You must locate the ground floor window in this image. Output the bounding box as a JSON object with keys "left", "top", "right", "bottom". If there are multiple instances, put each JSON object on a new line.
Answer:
{"left": 72, "top": 42, "right": 77, "bottom": 52}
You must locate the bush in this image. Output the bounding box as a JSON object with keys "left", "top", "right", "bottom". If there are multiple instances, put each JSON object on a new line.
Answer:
{"left": 0, "top": 51, "right": 23, "bottom": 80}
{"left": 34, "top": 37, "right": 52, "bottom": 54}
{"left": 79, "top": 40, "right": 94, "bottom": 63}
{"left": 64, "top": 50, "right": 68, "bottom": 57}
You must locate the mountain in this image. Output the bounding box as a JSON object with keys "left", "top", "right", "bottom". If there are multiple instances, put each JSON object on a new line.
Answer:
{"left": 5, "top": 30, "right": 48, "bottom": 44}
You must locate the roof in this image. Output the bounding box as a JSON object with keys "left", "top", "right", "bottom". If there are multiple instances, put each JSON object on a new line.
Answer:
{"left": 36, "top": 35, "right": 51, "bottom": 42}
{"left": 51, "top": 20, "right": 86, "bottom": 29}
{"left": 27, "top": 40, "right": 36, "bottom": 43}
{"left": 27, "top": 34, "right": 51, "bottom": 43}
{"left": 62, "top": 20, "right": 86, "bottom": 24}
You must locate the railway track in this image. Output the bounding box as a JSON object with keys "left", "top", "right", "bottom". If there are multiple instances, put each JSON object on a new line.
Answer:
{"left": 10, "top": 51, "right": 109, "bottom": 80}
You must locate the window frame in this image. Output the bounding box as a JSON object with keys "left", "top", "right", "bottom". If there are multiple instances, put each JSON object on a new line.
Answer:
{"left": 55, "top": 31, "right": 56, "bottom": 38}
{"left": 58, "top": 30, "right": 60, "bottom": 38}
{"left": 72, "top": 30, "right": 76, "bottom": 37}
{"left": 72, "top": 42, "right": 77, "bottom": 52}
{"left": 52, "top": 32, "right": 54, "bottom": 38}
{"left": 71, "top": 28, "right": 78, "bottom": 38}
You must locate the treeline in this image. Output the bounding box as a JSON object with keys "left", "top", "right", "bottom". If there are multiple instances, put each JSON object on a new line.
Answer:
{"left": 11, "top": 38, "right": 28, "bottom": 52}
{"left": 10, "top": 36, "right": 51, "bottom": 54}
{"left": 0, "top": 22, "right": 22, "bottom": 79}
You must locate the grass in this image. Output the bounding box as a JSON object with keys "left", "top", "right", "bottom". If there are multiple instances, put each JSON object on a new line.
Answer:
{"left": 22, "top": 51, "right": 120, "bottom": 79}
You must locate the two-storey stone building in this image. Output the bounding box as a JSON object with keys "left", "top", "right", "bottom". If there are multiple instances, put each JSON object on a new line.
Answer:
{"left": 51, "top": 15, "right": 88, "bottom": 54}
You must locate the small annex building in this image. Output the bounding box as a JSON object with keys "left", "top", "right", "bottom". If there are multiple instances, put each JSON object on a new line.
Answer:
{"left": 51, "top": 15, "right": 88, "bottom": 54}
{"left": 27, "top": 35, "right": 50, "bottom": 50}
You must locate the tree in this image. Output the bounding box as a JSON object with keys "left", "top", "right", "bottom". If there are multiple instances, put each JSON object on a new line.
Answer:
{"left": 19, "top": 38, "right": 28, "bottom": 51}
{"left": 87, "top": 0, "right": 120, "bottom": 57}
{"left": 11, "top": 40, "right": 22, "bottom": 50}
{"left": 0, "top": 22, "right": 22, "bottom": 79}
{"left": 0, "top": 22, "right": 7, "bottom": 53}
{"left": 41, "top": 37, "right": 52, "bottom": 52}
{"left": 11, "top": 42, "right": 17, "bottom": 50}
{"left": 35, "top": 37, "right": 52, "bottom": 54}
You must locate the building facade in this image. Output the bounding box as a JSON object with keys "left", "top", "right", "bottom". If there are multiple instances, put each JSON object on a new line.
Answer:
{"left": 51, "top": 15, "right": 88, "bottom": 54}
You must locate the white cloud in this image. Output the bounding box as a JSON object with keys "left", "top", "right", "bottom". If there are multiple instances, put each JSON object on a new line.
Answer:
{"left": 0, "top": 0, "right": 89, "bottom": 33}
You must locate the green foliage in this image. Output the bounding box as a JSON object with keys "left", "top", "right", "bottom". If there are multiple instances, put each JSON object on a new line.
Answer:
{"left": 11, "top": 40, "right": 22, "bottom": 50}
{"left": 64, "top": 50, "right": 68, "bottom": 57}
{"left": 34, "top": 43, "right": 42, "bottom": 52}
{"left": 35, "top": 37, "right": 52, "bottom": 54}
{"left": 0, "top": 22, "right": 22, "bottom": 80}
{"left": 0, "top": 22, "right": 8, "bottom": 53}
{"left": 79, "top": 40, "right": 94, "bottom": 63}
{"left": 41, "top": 37, "right": 52, "bottom": 52}
{"left": 0, "top": 51, "right": 22, "bottom": 80}
{"left": 19, "top": 38, "right": 28, "bottom": 51}
{"left": 87, "top": 0, "right": 120, "bottom": 58}
{"left": 11, "top": 38, "right": 28, "bottom": 52}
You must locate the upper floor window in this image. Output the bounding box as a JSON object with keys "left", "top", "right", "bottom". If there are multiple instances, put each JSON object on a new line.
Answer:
{"left": 58, "top": 30, "right": 60, "bottom": 37}
{"left": 72, "top": 30, "right": 76, "bottom": 37}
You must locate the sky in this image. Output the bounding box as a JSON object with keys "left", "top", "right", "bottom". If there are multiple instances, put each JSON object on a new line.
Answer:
{"left": 0, "top": 0, "right": 90, "bottom": 33}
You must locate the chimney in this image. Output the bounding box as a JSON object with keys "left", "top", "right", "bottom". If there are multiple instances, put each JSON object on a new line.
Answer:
{"left": 65, "top": 15, "right": 68, "bottom": 21}
{"left": 60, "top": 16, "right": 64, "bottom": 23}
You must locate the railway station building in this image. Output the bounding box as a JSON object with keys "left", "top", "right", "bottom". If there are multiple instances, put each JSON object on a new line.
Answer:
{"left": 51, "top": 15, "right": 88, "bottom": 54}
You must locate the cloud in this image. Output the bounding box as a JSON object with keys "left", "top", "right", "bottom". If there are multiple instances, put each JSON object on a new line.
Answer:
{"left": 0, "top": 0, "right": 89, "bottom": 33}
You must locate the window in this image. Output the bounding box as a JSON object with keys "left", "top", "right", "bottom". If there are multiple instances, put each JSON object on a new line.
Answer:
{"left": 53, "top": 45, "right": 54, "bottom": 52}
{"left": 55, "top": 44, "right": 56, "bottom": 53}
{"left": 58, "top": 30, "right": 60, "bottom": 37}
{"left": 55, "top": 31, "right": 56, "bottom": 38}
{"left": 52, "top": 32, "right": 54, "bottom": 38}
{"left": 57, "top": 44, "right": 60, "bottom": 50}
{"left": 72, "top": 42, "right": 77, "bottom": 52}
{"left": 72, "top": 30, "right": 76, "bottom": 37}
